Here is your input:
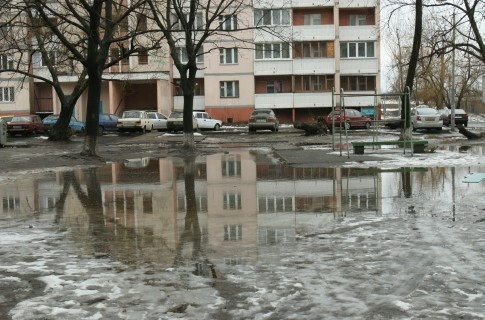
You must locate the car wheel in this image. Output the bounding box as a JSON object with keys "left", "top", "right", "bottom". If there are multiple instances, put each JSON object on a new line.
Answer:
{"left": 344, "top": 122, "right": 351, "bottom": 130}
{"left": 464, "top": 122, "right": 468, "bottom": 127}
{"left": 32, "top": 129, "right": 37, "bottom": 136}
{"left": 214, "top": 124, "right": 220, "bottom": 131}
{"left": 151, "top": 125, "right": 154, "bottom": 132}
{"left": 141, "top": 126, "right": 146, "bottom": 134}
{"left": 411, "top": 123, "right": 417, "bottom": 132}
{"left": 365, "top": 122, "right": 371, "bottom": 129}
{"left": 249, "top": 128, "right": 256, "bottom": 133}
{"left": 98, "top": 126, "right": 104, "bottom": 136}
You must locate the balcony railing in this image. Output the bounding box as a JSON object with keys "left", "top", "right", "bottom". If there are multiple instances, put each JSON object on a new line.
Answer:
{"left": 293, "top": 58, "right": 335, "bottom": 74}
{"left": 339, "top": 0, "right": 377, "bottom": 8}
{"left": 292, "top": 25, "right": 335, "bottom": 41}
{"left": 255, "top": 93, "right": 294, "bottom": 109}
{"left": 254, "top": 60, "right": 293, "bottom": 75}
{"left": 340, "top": 58, "right": 378, "bottom": 74}
{"left": 339, "top": 25, "right": 379, "bottom": 41}
{"left": 340, "top": 92, "right": 377, "bottom": 107}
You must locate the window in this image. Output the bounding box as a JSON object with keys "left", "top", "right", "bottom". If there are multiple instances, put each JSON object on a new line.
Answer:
{"left": 294, "top": 41, "right": 334, "bottom": 58}
{"left": 224, "top": 224, "right": 242, "bottom": 241}
{"left": 222, "top": 154, "right": 241, "bottom": 176}
{"left": 175, "top": 47, "right": 204, "bottom": 63}
{"left": 304, "top": 14, "right": 321, "bottom": 25}
{"left": 137, "top": 14, "right": 147, "bottom": 31}
{"left": 220, "top": 81, "right": 239, "bottom": 98}
{"left": 255, "top": 43, "right": 290, "bottom": 59}
{"left": 220, "top": 48, "right": 238, "bottom": 64}
{"left": 267, "top": 80, "right": 282, "bottom": 93}
{"left": 40, "top": 51, "right": 57, "bottom": 66}
{"left": 219, "top": 15, "right": 237, "bottom": 30}
{"left": 138, "top": 49, "right": 148, "bottom": 64}
{"left": 350, "top": 14, "right": 367, "bottom": 26}
{"left": 340, "top": 42, "right": 375, "bottom": 58}
{"left": 0, "top": 55, "right": 13, "bottom": 70}
{"left": 340, "top": 76, "right": 376, "bottom": 91}
{"left": 223, "top": 192, "right": 242, "bottom": 210}
{"left": 172, "top": 12, "right": 203, "bottom": 30}
{"left": 294, "top": 75, "right": 334, "bottom": 92}
{"left": 0, "top": 87, "right": 15, "bottom": 102}
{"left": 254, "top": 9, "right": 290, "bottom": 26}
{"left": 110, "top": 47, "right": 120, "bottom": 62}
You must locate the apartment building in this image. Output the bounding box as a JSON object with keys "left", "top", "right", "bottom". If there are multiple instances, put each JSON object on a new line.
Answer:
{"left": 174, "top": 0, "right": 380, "bottom": 124}
{"left": 0, "top": 0, "right": 379, "bottom": 124}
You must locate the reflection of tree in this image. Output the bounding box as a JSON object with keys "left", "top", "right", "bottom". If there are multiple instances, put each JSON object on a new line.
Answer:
{"left": 173, "top": 156, "right": 215, "bottom": 278}
{"left": 401, "top": 168, "right": 412, "bottom": 198}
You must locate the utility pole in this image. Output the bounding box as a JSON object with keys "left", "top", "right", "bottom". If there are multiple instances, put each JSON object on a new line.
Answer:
{"left": 450, "top": 10, "right": 456, "bottom": 130}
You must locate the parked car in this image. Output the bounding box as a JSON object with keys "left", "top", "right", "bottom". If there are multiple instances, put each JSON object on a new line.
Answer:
{"left": 410, "top": 107, "right": 443, "bottom": 131}
{"left": 0, "top": 115, "right": 13, "bottom": 124}
{"left": 7, "top": 114, "right": 46, "bottom": 136}
{"left": 441, "top": 108, "right": 468, "bottom": 127}
{"left": 326, "top": 108, "right": 372, "bottom": 131}
{"left": 43, "top": 114, "right": 85, "bottom": 134}
{"left": 248, "top": 109, "right": 279, "bottom": 132}
{"left": 166, "top": 111, "right": 198, "bottom": 132}
{"left": 98, "top": 113, "right": 119, "bottom": 135}
{"left": 193, "top": 111, "right": 222, "bottom": 131}
{"left": 146, "top": 111, "right": 168, "bottom": 132}
{"left": 117, "top": 110, "right": 152, "bottom": 133}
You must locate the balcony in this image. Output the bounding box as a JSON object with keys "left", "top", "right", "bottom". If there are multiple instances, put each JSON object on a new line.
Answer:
{"left": 292, "top": 0, "right": 335, "bottom": 8}
{"left": 293, "top": 92, "right": 333, "bottom": 108}
{"left": 253, "top": 0, "right": 290, "bottom": 8}
{"left": 172, "top": 64, "right": 204, "bottom": 78}
{"left": 254, "top": 60, "right": 293, "bottom": 75}
{"left": 254, "top": 27, "right": 292, "bottom": 43}
{"left": 340, "top": 58, "right": 378, "bottom": 74}
{"left": 255, "top": 93, "right": 294, "bottom": 109}
{"left": 339, "top": 25, "right": 379, "bottom": 41}
{"left": 339, "top": 0, "right": 377, "bottom": 8}
{"left": 293, "top": 58, "right": 335, "bottom": 74}
{"left": 340, "top": 92, "right": 377, "bottom": 107}
{"left": 292, "top": 25, "right": 335, "bottom": 41}
{"left": 174, "top": 95, "right": 205, "bottom": 111}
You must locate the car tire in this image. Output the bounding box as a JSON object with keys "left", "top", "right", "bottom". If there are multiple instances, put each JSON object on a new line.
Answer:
{"left": 365, "top": 122, "right": 371, "bottom": 129}
{"left": 98, "top": 126, "right": 104, "bottom": 136}
{"left": 32, "top": 129, "right": 37, "bottom": 136}
{"left": 141, "top": 126, "right": 146, "bottom": 134}
{"left": 249, "top": 128, "right": 256, "bottom": 133}
{"left": 214, "top": 124, "right": 220, "bottom": 131}
{"left": 464, "top": 122, "right": 468, "bottom": 127}
{"left": 344, "top": 122, "right": 351, "bottom": 131}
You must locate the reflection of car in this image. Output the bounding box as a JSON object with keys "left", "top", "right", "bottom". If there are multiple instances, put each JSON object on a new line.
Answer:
{"left": 166, "top": 111, "right": 198, "bottom": 132}
{"left": 7, "top": 115, "right": 46, "bottom": 136}
{"left": 146, "top": 111, "right": 168, "bottom": 132}
{"left": 411, "top": 107, "right": 442, "bottom": 131}
{"left": 326, "top": 109, "right": 372, "bottom": 131}
{"left": 98, "top": 113, "right": 119, "bottom": 135}
{"left": 193, "top": 111, "right": 222, "bottom": 131}
{"left": 117, "top": 110, "right": 152, "bottom": 133}
{"left": 248, "top": 109, "right": 279, "bottom": 132}
{"left": 43, "top": 115, "right": 85, "bottom": 133}
{"left": 441, "top": 108, "right": 468, "bottom": 127}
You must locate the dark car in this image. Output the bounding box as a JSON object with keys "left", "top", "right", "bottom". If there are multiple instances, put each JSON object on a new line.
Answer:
{"left": 43, "top": 114, "right": 85, "bottom": 134}
{"left": 248, "top": 109, "right": 279, "bottom": 132}
{"left": 7, "top": 115, "right": 46, "bottom": 136}
{"left": 98, "top": 113, "right": 119, "bottom": 135}
{"left": 326, "top": 109, "right": 372, "bottom": 131}
{"left": 441, "top": 108, "right": 468, "bottom": 127}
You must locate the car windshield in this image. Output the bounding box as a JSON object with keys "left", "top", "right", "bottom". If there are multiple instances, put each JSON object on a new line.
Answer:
{"left": 454, "top": 109, "right": 466, "bottom": 114}
{"left": 170, "top": 112, "right": 183, "bottom": 118}
{"left": 123, "top": 111, "right": 143, "bottom": 118}
{"left": 12, "top": 116, "right": 33, "bottom": 122}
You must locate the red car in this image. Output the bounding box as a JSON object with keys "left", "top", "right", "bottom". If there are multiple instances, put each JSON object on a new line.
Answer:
{"left": 326, "top": 109, "right": 372, "bottom": 131}
{"left": 7, "top": 114, "right": 46, "bottom": 136}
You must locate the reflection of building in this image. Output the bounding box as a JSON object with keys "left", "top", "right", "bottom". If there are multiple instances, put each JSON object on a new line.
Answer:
{"left": 1, "top": 152, "right": 384, "bottom": 267}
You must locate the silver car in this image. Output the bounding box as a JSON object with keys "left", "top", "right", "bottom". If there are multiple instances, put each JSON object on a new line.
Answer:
{"left": 248, "top": 109, "right": 279, "bottom": 132}
{"left": 411, "top": 107, "right": 443, "bottom": 131}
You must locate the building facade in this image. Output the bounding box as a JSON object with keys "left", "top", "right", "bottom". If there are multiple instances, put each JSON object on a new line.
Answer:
{"left": 0, "top": 0, "right": 380, "bottom": 124}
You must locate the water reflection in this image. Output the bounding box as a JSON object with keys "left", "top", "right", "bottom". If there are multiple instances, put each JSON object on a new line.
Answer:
{"left": 1, "top": 151, "right": 484, "bottom": 270}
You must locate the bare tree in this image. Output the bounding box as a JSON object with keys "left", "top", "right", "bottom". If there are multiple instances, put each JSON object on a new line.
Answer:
{"left": 0, "top": 0, "right": 164, "bottom": 155}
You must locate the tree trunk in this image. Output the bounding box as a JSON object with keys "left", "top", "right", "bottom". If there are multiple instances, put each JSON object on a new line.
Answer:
{"left": 48, "top": 105, "right": 76, "bottom": 141}
{"left": 400, "top": 0, "right": 422, "bottom": 141}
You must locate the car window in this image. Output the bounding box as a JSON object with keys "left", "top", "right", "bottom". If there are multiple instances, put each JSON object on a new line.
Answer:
{"left": 12, "top": 116, "right": 32, "bottom": 122}
{"left": 123, "top": 111, "right": 142, "bottom": 118}
{"left": 417, "top": 108, "right": 437, "bottom": 115}
{"left": 156, "top": 113, "right": 166, "bottom": 119}
{"left": 203, "top": 113, "right": 209, "bottom": 119}
{"left": 170, "top": 112, "right": 183, "bottom": 118}
{"left": 147, "top": 113, "right": 156, "bottom": 119}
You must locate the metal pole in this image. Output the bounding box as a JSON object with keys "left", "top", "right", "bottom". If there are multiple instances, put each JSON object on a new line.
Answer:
{"left": 450, "top": 10, "right": 456, "bottom": 130}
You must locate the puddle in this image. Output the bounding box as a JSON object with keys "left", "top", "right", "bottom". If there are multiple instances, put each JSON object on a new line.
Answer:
{"left": 1, "top": 149, "right": 485, "bottom": 319}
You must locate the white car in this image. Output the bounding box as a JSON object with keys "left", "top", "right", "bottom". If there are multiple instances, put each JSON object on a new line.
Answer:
{"left": 193, "top": 111, "right": 222, "bottom": 131}
{"left": 410, "top": 107, "right": 443, "bottom": 131}
{"left": 146, "top": 111, "right": 168, "bottom": 131}
{"left": 117, "top": 110, "right": 152, "bottom": 133}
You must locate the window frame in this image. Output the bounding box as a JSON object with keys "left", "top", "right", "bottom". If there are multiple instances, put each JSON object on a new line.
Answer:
{"left": 220, "top": 81, "right": 239, "bottom": 98}
{"left": 254, "top": 9, "right": 291, "bottom": 26}
{"left": 349, "top": 14, "right": 367, "bottom": 26}
{"left": 0, "top": 54, "right": 14, "bottom": 70}
{"left": 340, "top": 42, "right": 375, "bottom": 58}
{"left": 219, "top": 15, "right": 237, "bottom": 30}
{"left": 219, "top": 48, "right": 238, "bottom": 64}
{"left": 0, "top": 87, "right": 15, "bottom": 102}
{"left": 255, "top": 43, "right": 290, "bottom": 60}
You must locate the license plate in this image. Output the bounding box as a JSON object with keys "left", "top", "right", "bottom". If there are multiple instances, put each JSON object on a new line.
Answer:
{"left": 13, "top": 126, "right": 22, "bottom": 129}
{"left": 257, "top": 119, "right": 266, "bottom": 123}
{"left": 425, "top": 117, "right": 435, "bottom": 121}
